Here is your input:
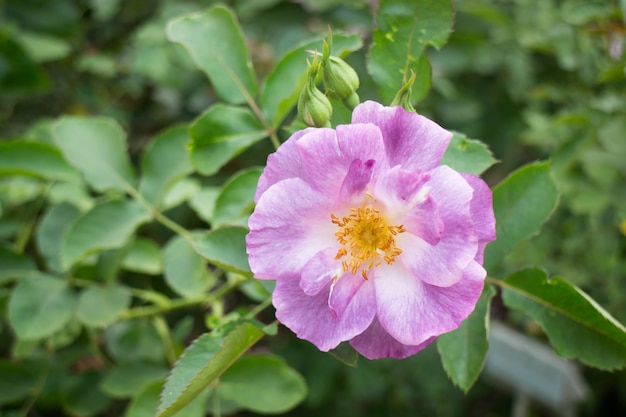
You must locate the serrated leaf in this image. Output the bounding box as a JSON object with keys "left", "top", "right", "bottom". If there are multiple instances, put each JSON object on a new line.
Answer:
{"left": 52, "top": 116, "right": 136, "bottom": 193}
{"left": 122, "top": 238, "right": 163, "bottom": 275}
{"left": 8, "top": 274, "right": 77, "bottom": 340}
{"left": 163, "top": 235, "right": 214, "bottom": 298}
{"left": 167, "top": 6, "right": 257, "bottom": 104}
{"left": 484, "top": 161, "right": 559, "bottom": 271}
{"left": 126, "top": 381, "right": 210, "bottom": 417}
{"left": 501, "top": 268, "right": 626, "bottom": 370}
{"left": 218, "top": 354, "right": 307, "bottom": 413}
{"left": 139, "top": 125, "right": 193, "bottom": 208}
{"left": 368, "top": 0, "right": 453, "bottom": 103}
{"left": 100, "top": 361, "right": 168, "bottom": 398}
{"left": 156, "top": 322, "right": 265, "bottom": 417}
{"left": 61, "top": 200, "right": 150, "bottom": 270}
{"left": 189, "top": 104, "right": 266, "bottom": 176}
{"left": 441, "top": 132, "right": 497, "bottom": 176}
{"left": 0, "top": 140, "right": 79, "bottom": 181}
{"left": 77, "top": 285, "right": 131, "bottom": 327}
{"left": 260, "top": 33, "right": 363, "bottom": 127}
{"left": 437, "top": 284, "right": 496, "bottom": 392}
{"left": 0, "top": 247, "right": 37, "bottom": 284}
{"left": 194, "top": 227, "right": 250, "bottom": 275}
{"left": 212, "top": 168, "right": 262, "bottom": 228}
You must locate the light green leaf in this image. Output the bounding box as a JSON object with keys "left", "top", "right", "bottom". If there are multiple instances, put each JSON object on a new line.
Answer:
{"left": 484, "top": 161, "right": 559, "bottom": 271}
{"left": 437, "top": 284, "right": 496, "bottom": 392}
{"left": 189, "top": 186, "right": 220, "bottom": 225}
{"left": 212, "top": 168, "right": 262, "bottom": 228}
{"left": 368, "top": 0, "right": 453, "bottom": 103}
{"left": 260, "top": 33, "right": 363, "bottom": 127}
{"left": 16, "top": 31, "right": 71, "bottom": 62}
{"left": 441, "top": 132, "right": 497, "bottom": 176}
{"left": 156, "top": 322, "right": 265, "bottom": 417}
{"left": 0, "top": 247, "right": 37, "bottom": 284}
{"left": 8, "top": 275, "right": 77, "bottom": 340}
{"left": 502, "top": 268, "right": 626, "bottom": 370}
{"left": 122, "top": 238, "right": 163, "bottom": 275}
{"left": 52, "top": 116, "right": 136, "bottom": 193}
{"left": 100, "top": 361, "right": 168, "bottom": 398}
{"left": 195, "top": 227, "right": 251, "bottom": 275}
{"left": 167, "top": 6, "right": 257, "bottom": 104}
{"left": 77, "top": 285, "right": 132, "bottom": 327}
{"left": 0, "top": 140, "right": 79, "bottom": 181}
{"left": 126, "top": 381, "right": 210, "bottom": 417}
{"left": 60, "top": 200, "right": 150, "bottom": 271}
{"left": 163, "top": 234, "right": 215, "bottom": 299}
{"left": 189, "top": 104, "right": 266, "bottom": 176}
{"left": 36, "top": 203, "right": 82, "bottom": 272}
{"left": 162, "top": 177, "right": 201, "bottom": 210}
{"left": 139, "top": 125, "right": 193, "bottom": 208}
{"left": 218, "top": 354, "right": 307, "bottom": 414}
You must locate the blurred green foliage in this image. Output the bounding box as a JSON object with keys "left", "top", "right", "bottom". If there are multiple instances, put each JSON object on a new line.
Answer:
{"left": 1, "top": 0, "right": 625, "bottom": 416}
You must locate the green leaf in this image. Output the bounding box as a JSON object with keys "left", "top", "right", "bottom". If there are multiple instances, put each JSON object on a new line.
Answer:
{"left": 8, "top": 275, "right": 77, "bottom": 340}
{"left": 212, "top": 168, "right": 262, "bottom": 228}
{"left": 0, "top": 247, "right": 37, "bottom": 285}
{"left": 156, "top": 322, "right": 265, "bottom": 417}
{"left": 0, "top": 359, "right": 48, "bottom": 405}
{"left": 368, "top": 0, "right": 453, "bottom": 103}
{"left": 163, "top": 235, "right": 215, "bottom": 299}
{"left": 0, "top": 31, "right": 49, "bottom": 95}
{"left": 218, "top": 354, "right": 307, "bottom": 414}
{"left": 126, "top": 381, "right": 210, "bottom": 417}
{"left": 189, "top": 104, "right": 266, "bottom": 176}
{"left": 16, "top": 30, "right": 72, "bottom": 63}
{"left": 167, "top": 5, "right": 257, "bottom": 104}
{"left": 77, "top": 285, "right": 132, "bottom": 327}
{"left": 139, "top": 125, "right": 193, "bottom": 208}
{"left": 162, "top": 177, "right": 201, "bottom": 210}
{"left": 52, "top": 116, "right": 136, "bottom": 193}
{"left": 195, "top": 227, "right": 251, "bottom": 275}
{"left": 100, "top": 361, "right": 168, "bottom": 398}
{"left": 122, "top": 238, "right": 163, "bottom": 275}
{"left": 0, "top": 140, "right": 79, "bottom": 181}
{"left": 328, "top": 342, "right": 359, "bottom": 367}
{"left": 61, "top": 199, "right": 150, "bottom": 270}
{"left": 189, "top": 186, "right": 220, "bottom": 225}
{"left": 36, "top": 203, "right": 82, "bottom": 272}
{"left": 105, "top": 320, "right": 165, "bottom": 363}
{"left": 62, "top": 371, "right": 111, "bottom": 417}
{"left": 484, "top": 161, "right": 559, "bottom": 271}
{"left": 437, "top": 284, "right": 496, "bottom": 392}
{"left": 440, "top": 132, "right": 497, "bottom": 176}
{"left": 260, "top": 33, "right": 363, "bottom": 127}
{"left": 502, "top": 268, "right": 626, "bottom": 370}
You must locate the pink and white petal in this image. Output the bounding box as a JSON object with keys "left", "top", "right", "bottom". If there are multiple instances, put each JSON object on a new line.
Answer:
{"left": 398, "top": 165, "right": 477, "bottom": 287}
{"left": 296, "top": 128, "right": 346, "bottom": 196}
{"left": 273, "top": 275, "right": 376, "bottom": 352}
{"left": 459, "top": 173, "right": 496, "bottom": 245}
{"left": 336, "top": 123, "right": 389, "bottom": 174}
{"left": 247, "top": 178, "right": 336, "bottom": 280}
{"left": 338, "top": 159, "right": 375, "bottom": 204}
{"left": 373, "top": 166, "right": 442, "bottom": 245}
{"left": 255, "top": 128, "right": 317, "bottom": 202}
{"left": 300, "top": 247, "right": 341, "bottom": 296}
{"left": 351, "top": 101, "right": 452, "bottom": 171}
{"left": 350, "top": 317, "right": 435, "bottom": 360}
{"left": 374, "top": 261, "right": 485, "bottom": 347}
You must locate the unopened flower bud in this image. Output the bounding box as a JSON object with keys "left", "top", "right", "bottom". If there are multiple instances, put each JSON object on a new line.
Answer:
{"left": 322, "top": 38, "right": 360, "bottom": 106}
{"left": 298, "top": 59, "right": 332, "bottom": 127}
{"left": 390, "top": 70, "right": 417, "bottom": 112}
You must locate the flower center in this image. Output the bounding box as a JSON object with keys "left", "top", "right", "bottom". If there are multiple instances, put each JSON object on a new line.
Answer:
{"left": 331, "top": 204, "right": 406, "bottom": 280}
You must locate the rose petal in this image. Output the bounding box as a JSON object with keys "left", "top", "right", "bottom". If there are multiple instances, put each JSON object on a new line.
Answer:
{"left": 350, "top": 317, "right": 435, "bottom": 360}
{"left": 338, "top": 159, "right": 375, "bottom": 203}
{"left": 300, "top": 247, "right": 341, "bottom": 296}
{"left": 374, "top": 261, "right": 486, "bottom": 346}
{"left": 273, "top": 275, "right": 376, "bottom": 352}
{"left": 352, "top": 101, "right": 452, "bottom": 171}
{"left": 460, "top": 173, "right": 496, "bottom": 263}
{"left": 247, "top": 178, "right": 336, "bottom": 280}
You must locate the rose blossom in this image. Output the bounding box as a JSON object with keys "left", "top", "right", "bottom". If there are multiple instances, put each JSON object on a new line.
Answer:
{"left": 246, "top": 101, "right": 496, "bottom": 359}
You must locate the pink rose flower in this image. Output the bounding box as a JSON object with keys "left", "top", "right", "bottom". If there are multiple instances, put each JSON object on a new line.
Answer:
{"left": 246, "top": 101, "right": 496, "bottom": 359}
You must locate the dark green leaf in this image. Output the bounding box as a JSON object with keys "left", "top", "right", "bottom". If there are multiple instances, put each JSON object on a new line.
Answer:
{"left": 63, "top": 371, "right": 111, "bottom": 417}
{"left": 502, "top": 268, "right": 626, "bottom": 370}
{"left": 368, "top": 0, "right": 453, "bottom": 103}
{"left": 0, "top": 359, "right": 48, "bottom": 405}
{"left": 484, "top": 161, "right": 559, "bottom": 271}
{"left": 52, "top": 116, "right": 136, "bottom": 193}
{"left": 60, "top": 199, "right": 150, "bottom": 270}
{"left": 0, "top": 247, "right": 37, "bottom": 285}
{"left": 218, "top": 354, "right": 307, "bottom": 414}
{"left": 77, "top": 285, "right": 132, "bottom": 328}
{"left": 104, "top": 320, "right": 165, "bottom": 363}
{"left": 195, "top": 227, "right": 251, "bottom": 275}
{"left": 0, "top": 140, "right": 79, "bottom": 181}
{"left": 212, "top": 168, "right": 262, "bottom": 228}
{"left": 440, "top": 132, "right": 497, "bottom": 176}
{"left": 127, "top": 381, "right": 210, "bottom": 417}
{"left": 189, "top": 104, "right": 266, "bottom": 176}
{"left": 328, "top": 342, "right": 359, "bottom": 367}
{"left": 8, "top": 274, "right": 77, "bottom": 340}
{"left": 166, "top": 6, "right": 257, "bottom": 104}
{"left": 437, "top": 284, "right": 496, "bottom": 392}
{"left": 139, "top": 125, "right": 193, "bottom": 208}
{"left": 0, "top": 31, "right": 49, "bottom": 94}
{"left": 156, "top": 322, "right": 265, "bottom": 417}
{"left": 163, "top": 235, "right": 215, "bottom": 298}
{"left": 100, "top": 361, "right": 168, "bottom": 398}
